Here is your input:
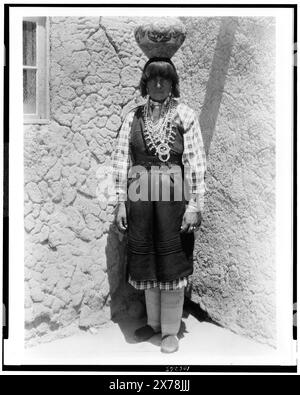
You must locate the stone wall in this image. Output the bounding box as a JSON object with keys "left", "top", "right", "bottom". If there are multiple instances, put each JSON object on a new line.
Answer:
{"left": 24, "top": 16, "right": 275, "bottom": 346}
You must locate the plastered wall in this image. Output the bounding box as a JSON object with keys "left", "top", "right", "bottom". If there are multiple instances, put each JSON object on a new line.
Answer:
{"left": 24, "top": 16, "right": 275, "bottom": 346}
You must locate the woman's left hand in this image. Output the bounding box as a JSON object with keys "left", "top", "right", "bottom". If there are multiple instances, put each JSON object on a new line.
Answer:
{"left": 180, "top": 211, "right": 202, "bottom": 233}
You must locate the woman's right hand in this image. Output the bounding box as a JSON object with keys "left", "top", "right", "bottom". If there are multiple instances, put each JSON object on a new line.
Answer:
{"left": 115, "top": 202, "right": 127, "bottom": 232}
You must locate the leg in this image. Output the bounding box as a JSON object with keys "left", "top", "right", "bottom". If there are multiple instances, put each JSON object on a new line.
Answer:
{"left": 160, "top": 287, "right": 185, "bottom": 353}
{"left": 145, "top": 287, "right": 161, "bottom": 332}
{"left": 134, "top": 287, "right": 161, "bottom": 342}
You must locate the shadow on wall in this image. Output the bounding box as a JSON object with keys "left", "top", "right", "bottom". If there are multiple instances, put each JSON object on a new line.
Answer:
{"left": 200, "top": 17, "right": 238, "bottom": 155}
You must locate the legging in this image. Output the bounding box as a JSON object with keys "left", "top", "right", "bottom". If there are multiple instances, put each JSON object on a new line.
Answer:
{"left": 145, "top": 287, "right": 184, "bottom": 336}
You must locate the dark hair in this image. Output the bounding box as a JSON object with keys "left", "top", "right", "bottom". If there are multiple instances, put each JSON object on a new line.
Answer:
{"left": 139, "top": 58, "right": 180, "bottom": 98}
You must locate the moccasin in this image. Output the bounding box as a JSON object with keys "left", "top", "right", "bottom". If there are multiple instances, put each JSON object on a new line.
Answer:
{"left": 134, "top": 325, "right": 159, "bottom": 342}
{"left": 161, "top": 335, "right": 179, "bottom": 353}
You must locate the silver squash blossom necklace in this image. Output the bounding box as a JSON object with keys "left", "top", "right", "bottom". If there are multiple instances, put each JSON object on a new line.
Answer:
{"left": 143, "top": 97, "right": 177, "bottom": 162}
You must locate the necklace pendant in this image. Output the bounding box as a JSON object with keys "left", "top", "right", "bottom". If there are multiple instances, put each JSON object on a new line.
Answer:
{"left": 158, "top": 152, "right": 170, "bottom": 162}
{"left": 157, "top": 143, "right": 170, "bottom": 162}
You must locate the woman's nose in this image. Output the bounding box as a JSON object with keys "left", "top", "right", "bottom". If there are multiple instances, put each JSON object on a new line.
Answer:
{"left": 156, "top": 79, "right": 162, "bottom": 88}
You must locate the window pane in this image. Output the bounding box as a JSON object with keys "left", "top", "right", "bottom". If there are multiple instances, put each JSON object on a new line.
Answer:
{"left": 23, "top": 21, "right": 36, "bottom": 66}
{"left": 23, "top": 69, "right": 36, "bottom": 114}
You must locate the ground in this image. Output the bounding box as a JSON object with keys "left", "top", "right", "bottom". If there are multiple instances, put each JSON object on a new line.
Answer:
{"left": 22, "top": 309, "right": 276, "bottom": 367}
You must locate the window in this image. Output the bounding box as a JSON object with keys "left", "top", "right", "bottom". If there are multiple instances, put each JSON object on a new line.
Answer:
{"left": 23, "top": 17, "right": 49, "bottom": 123}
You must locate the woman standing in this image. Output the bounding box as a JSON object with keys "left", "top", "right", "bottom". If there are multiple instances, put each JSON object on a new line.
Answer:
{"left": 112, "top": 22, "right": 206, "bottom": 354}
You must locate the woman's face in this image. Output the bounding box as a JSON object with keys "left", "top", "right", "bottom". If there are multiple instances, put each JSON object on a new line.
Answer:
{"left": 146, "top": 76, "right": 172, "bottom": 102}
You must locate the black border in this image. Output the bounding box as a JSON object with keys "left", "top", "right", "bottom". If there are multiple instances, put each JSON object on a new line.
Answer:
{"left": 1, "top": 3, "right": 299, "bottom": 7}
{"left": 1, "top": 364, "right": 298, "bottom": 373}
{"left": 2, "top": 3, "right": 297, "bottom": 374}
{"left": 293, "top": 4, "right": 298, "bottom": 343}
{"left": 3, "top": 3, "right": 9, "bottom": 343}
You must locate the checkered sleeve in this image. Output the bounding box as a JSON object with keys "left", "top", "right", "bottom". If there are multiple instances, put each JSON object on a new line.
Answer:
{"left": 112, "top": 111, "right": 135, "bottom": 202}
{"left": 178, "top": 104, "right": 207, "bottom": 212}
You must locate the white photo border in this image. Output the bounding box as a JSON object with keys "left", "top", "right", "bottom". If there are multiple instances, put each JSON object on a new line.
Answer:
{"left": 2, "top": 2, "right": 297, "bottom": 371}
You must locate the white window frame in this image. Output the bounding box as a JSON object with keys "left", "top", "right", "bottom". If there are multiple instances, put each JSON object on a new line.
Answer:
{"left": 23, "top": 16, "right": 49, "bottom": 124}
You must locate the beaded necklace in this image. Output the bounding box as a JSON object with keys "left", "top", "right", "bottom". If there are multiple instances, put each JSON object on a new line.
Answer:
{"left": 143, "top": 97, "right": 177, "bottom": 162}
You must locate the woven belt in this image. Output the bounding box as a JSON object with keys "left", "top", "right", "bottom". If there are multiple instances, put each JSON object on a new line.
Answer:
{"left": 132, "top": 159, "right": 182, "bottom": 169}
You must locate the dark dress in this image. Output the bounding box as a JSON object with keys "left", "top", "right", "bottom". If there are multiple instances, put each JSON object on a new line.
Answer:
{"left": 126, "top": 106, "right": 194, "bottom": 283}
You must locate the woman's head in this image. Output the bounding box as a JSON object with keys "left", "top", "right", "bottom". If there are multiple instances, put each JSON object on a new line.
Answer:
{"left": 139, "top": 58, "right": 180, "bottom": 101}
